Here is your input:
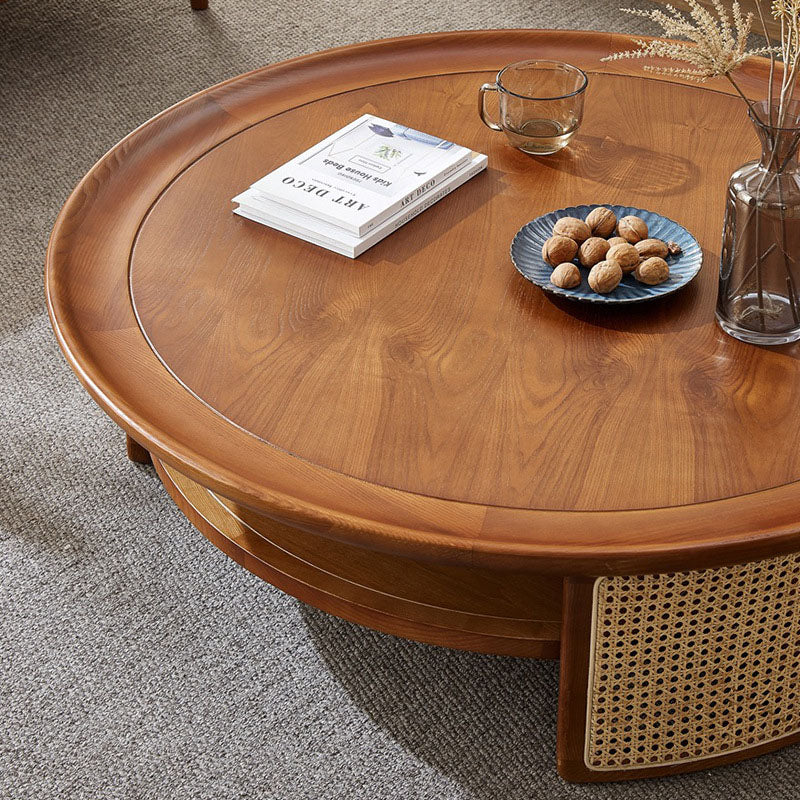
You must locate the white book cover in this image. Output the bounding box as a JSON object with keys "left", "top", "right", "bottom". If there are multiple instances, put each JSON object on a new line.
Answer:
{"left": 244, "top": 114, "right": 472, "bottom": 236}
{"left": 233, "top": 152, "right": 488, "bottom": 258}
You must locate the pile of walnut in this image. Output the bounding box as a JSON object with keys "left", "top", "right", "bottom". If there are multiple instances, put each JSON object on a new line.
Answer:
{"left": 541, "top": 207, "right": 681, "bottom": 294}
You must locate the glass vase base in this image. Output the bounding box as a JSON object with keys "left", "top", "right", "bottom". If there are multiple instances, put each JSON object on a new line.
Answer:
{"left": 716, "top": 309, "right": 800, "bottom": 346}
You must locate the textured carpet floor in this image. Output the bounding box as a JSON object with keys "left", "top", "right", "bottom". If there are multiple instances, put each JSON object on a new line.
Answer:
{"left": 3, "top": 1, "right": 799, "bottom": 798}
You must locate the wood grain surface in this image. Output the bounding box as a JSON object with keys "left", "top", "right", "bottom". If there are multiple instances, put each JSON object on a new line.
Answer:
{"left": 132, "top": 71, "right": 762, "bottom": 511}
{"left": 46, "top": 30, "right": 800, "bottom": 574}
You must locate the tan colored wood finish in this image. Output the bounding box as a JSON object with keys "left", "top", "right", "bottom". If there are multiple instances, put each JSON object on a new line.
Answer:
{"left": 131, "top": 71, "right": 759, "bottom": 515}
{"left": 155, "top": 458, "right": 562, "bottom": 657}
{"left": 46, "top": 30, "right": 800, "bottom": 575}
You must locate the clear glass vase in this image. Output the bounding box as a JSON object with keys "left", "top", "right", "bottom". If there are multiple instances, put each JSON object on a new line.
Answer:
{"left": 716, "top": 100, "right": 800, "bottom": 345}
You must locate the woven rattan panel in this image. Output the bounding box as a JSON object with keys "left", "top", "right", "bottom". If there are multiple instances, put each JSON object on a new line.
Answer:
{"left": 586, "top": 555, "right": 800, "bottom": 770}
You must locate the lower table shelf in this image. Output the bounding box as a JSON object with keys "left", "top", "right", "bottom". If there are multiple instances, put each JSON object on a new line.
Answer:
{"left": 154, "top": 457, "right": 563, "bottom": 659}
{"left": 145, "top": 448, "right": 800, "bottom": 781}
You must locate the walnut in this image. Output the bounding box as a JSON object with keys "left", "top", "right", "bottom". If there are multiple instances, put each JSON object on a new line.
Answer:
{"left": 606, "top": 242, "right": 640, "bottom": 273}
{"left": 634, "top": 238, "right": 669, "bottom": 259}
{"left": 553, "top": 216, "right": 591, "bottom": 243}
{"left": 586, "top": 206, "right": 617, "bottom": 238}
{"left": 607, "top": 236, "right": 627, "bottom": 247}
{"left": 578, "top": 237, "right": 611, "bottom": 268}
{"left": 667, "top": 240, "right": 682, "bottom": 256}
{"left": 542, "top": 235, "right": 578, "bottom": 266}
{"left": 550, "top": 262, "right": 581, "bottom": 289}
{"left": 634, "top": 256, "right": 670, "bottom": 285}
{"left": 588, "top": 260, "right": 623, "bottom": 293}
{"left": 617, "top": 215, "right": 649, "bottom": 243}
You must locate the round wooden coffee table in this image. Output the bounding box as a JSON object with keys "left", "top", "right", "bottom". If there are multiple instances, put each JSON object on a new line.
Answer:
{"left": 46, "top": 30, "right": 800, "bottom": 781}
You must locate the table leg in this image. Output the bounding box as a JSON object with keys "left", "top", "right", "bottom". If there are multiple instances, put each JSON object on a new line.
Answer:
{"left": 125, "top": 434, "right": 152, "bottom": 465}
{"left": 190, "top": 0, "right": 208, "bottom": 9}
{"left": 558, "top": 559, "right": 800, "bottom": 781}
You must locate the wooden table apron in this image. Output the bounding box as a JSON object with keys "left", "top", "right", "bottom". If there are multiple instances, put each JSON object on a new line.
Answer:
{"left": 46, "top": 31, "right": 800, "bottom": 657}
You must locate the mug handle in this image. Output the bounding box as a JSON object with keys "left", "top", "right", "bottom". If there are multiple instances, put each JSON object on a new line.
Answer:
{"left": 479, "top": 83, "right": 503, "bottom": 131}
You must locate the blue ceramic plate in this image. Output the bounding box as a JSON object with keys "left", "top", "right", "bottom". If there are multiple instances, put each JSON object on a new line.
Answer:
{"left": 510, "top": 204, "right": 703, "bottom": 304}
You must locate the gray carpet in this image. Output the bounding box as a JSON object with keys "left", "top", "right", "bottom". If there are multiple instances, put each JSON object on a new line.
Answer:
{"left": 2, "top": 0, "right": 798, "bottom": 797}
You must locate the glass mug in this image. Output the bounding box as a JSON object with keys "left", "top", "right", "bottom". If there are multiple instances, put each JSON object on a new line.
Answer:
{"left": 479, "top": 60, "right": 588, "bottom": 155}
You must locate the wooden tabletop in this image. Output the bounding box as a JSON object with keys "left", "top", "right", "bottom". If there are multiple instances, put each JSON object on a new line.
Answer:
{"left": 46, "top": 29, "right": 800, "bottom": 575}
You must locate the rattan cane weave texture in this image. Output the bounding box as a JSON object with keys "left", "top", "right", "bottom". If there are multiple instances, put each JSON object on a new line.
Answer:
{"left": 586, "top": 555, "right": 800, "bottom": 770}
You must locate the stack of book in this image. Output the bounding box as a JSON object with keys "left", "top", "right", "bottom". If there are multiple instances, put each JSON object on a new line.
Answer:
{"left": 232, "top": 114, "right": 488, "bottom": 258}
